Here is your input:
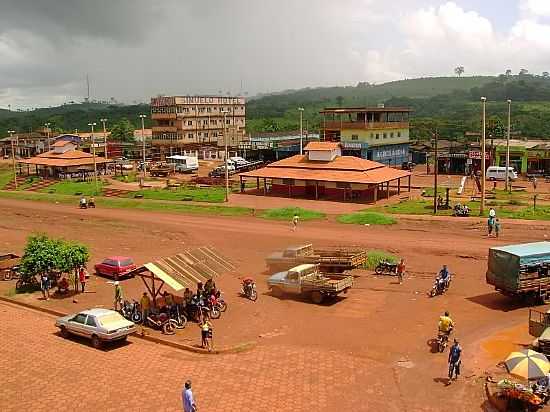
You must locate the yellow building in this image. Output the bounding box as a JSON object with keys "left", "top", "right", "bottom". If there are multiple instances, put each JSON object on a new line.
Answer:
{"left": 320, "top": 106, "right": 411, "bottom": 166}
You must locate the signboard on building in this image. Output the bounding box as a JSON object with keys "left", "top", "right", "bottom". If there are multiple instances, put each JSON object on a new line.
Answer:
{"left": 341, "top": 142, "right": 369, "bottom": 150}
{"left": 468, "top": 150, "right": 490, "bottom": 160}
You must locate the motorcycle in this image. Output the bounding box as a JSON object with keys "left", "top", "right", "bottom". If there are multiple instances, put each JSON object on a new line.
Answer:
{"left": 452, "top": 203, "right": 470, "bottom": 217}
{"left": 375, "top": 261, "right": 398, "bottom": 275}
{"left": 241, "top": 279, "right": 258, "bottom": 301}
{"left": 120, "top": 299, "right": 143, "bottom": 323}
{"left": 146, "top": 312, "right": 178, "bottom": 335}
{"left": 206, "top": 296, "right": 221, "bottom": 319}
{"left": 169, "top": 304, "right": 188, "bottom": 329}
{"left": 429, "top": 276, "right": 451, "bottom": 297}
{"left": 214, "top": 291, "right": 227, "bottom": 312}
{"left": 436, "top": 330, "right": 451, "bottom": 353}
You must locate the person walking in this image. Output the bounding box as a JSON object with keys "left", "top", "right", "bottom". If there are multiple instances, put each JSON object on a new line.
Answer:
{"left": 291, "top": 213, "right": 299, "bottom": 232}
{"left": 494, "top": 218, "right": 501, "bottom": 238}
{"left": 448, "top": 339, "right": 462, "bottom": 382}
{"left": 182, "top": 380, "right": 197, "bottom": 412}
{"left": 487, "top": 216, "right": 494, "bottom": 237}
{"left": 140, "top": 292, "right": 150, "bottom": 323}
{"left": 40, "top": 273, "right": 50, "bottom": 300}
{"left": 397, "top": 258, "right": 405, "bottom": 284}
{"left": 114, "top": 281, "right": 123, "bottom": 311}
{"left": 200, "top": 317, "right": 212, "bottom": 351}
{"left": 78, "top": 265, "right": 87, "bottom": 293}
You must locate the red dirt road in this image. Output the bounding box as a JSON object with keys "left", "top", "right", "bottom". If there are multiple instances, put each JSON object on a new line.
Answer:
{"left": 0, "top": 197, "right": 548, "bottom": 411}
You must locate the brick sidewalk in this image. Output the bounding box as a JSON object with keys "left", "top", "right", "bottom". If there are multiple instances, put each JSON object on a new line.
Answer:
{"left": 0, "top": 302, "right": 401, "bottom": 412}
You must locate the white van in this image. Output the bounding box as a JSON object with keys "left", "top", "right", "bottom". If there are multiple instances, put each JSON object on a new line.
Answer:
{"left": 166, "top": 155, "right": 199, "bottom": 173}
{"left": 486, "top": 166, "right": 518, "bottom": 181}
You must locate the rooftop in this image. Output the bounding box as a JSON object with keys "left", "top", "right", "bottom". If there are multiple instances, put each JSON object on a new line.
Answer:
{"left": 320, "top": 106, "right": 412, "bottom": 114}
{"left": 304, "top": 142, "right": 340, "bottom": 151}
{"left": 18, "top": 148, "right": 111, "bottom": 167}
{"left": 491, "top": 242, "right": 550, "bottom": 257}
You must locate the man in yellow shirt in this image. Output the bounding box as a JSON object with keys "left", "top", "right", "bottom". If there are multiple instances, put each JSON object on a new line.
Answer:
{"left": 140, "top": 292, "right": 151, "bottom": 323}
{"left": 439, "top": 311, "right": 454, "bottom": 335}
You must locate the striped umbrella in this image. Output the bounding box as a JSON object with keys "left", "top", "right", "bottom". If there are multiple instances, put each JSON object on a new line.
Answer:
{"left": 505, "top": 349, "right": 550, "bottom": 380}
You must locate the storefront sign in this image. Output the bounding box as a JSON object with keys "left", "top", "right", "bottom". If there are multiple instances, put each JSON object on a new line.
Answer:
{"left": 341, "top": 141, "right": 368, "bottom": 150}
{"left": 468, "top": 150, "right": 490, "bottom": 160}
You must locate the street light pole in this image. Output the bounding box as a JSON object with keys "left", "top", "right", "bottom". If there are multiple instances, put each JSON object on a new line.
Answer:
{"left": 298, "top": 107, "right": 304, "bottom": 155}
{"left": 506, "top": 99, "right": 512, "bottom": 193}
{"left": 221, "top": 110, "right": 230, "bottom": 202}
{"left": 44, "top": 122, "right": 51, "bottom": 151}
{"left": 8, "top": 130, "right": 17, "bottom": 189}
{"left": 480, "top": 97, "right": 487, "bottom": 215}
{"left": 139, "top": 114, "right": 147, "bottom": 185}
{"left": 88, "top": 122, "right": 98, "bottom": 194}
{"left": 433, "top": 130, "right": 438, "bottom": 214}
{"left": 100, "top": 118, "right": 108, "bottom": 159}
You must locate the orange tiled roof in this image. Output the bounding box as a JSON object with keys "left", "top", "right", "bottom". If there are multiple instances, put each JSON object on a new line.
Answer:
{"left": 18, "top": 149, "right": 111, "bottom": 167}
{"left": 240, "top": 154, "right": 411, "bottom": 185}
{"left": 52, "top": 140, "right": 73, "bottom": 147}
{"left": 304, "top": 141, "right": 340, "bottom": 151}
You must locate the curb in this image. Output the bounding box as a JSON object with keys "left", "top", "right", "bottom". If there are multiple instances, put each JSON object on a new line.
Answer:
{"left": 0, "top": 295, "right": 257, "bottom": 355}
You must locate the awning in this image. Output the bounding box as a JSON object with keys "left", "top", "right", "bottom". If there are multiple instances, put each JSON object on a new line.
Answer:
{"left": 144, "top": 262, "right": 185, "bottom": 291}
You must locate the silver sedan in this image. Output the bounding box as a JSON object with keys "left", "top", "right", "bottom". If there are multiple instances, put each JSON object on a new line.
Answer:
{"left": 55, "top": 308, "right": 137, "bottom": 349}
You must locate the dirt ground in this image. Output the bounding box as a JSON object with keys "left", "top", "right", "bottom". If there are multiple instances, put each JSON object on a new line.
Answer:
{"left": 1, "top": 197, "right": 550, "bottom": 411}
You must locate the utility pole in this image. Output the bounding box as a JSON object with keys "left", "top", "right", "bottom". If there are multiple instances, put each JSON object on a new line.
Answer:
{"left": 480, "top": 97, "right": 487, "bottom": 215}
{"left": 221, "top": 109, "right": 230, "bottom": 202}
{"left": 298, "top": 107, "right": 304, "bottom": 155}
{"left": 8, "top": 130, "right": 17, "bottom": 189}
{"left": 100, "top": 118, "right": 108, "bottom": 159}
{"left": 506, "top": 99, "right": 512, "bottom": 193}
{"left": 433, "top": 130, "right": 438, "bottom": 214}
{"left": 88, "top": 122, "right": 98, "bottom": 194}
{"left": 44, "top": 122, "right": 51, "bottom": 151}
{"left": 139, "top": 114, "right": 147, "bottom": 186}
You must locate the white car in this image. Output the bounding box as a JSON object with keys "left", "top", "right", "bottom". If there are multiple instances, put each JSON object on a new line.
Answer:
{"left": 55, "top": 308, "right": 136, "bottom": 348}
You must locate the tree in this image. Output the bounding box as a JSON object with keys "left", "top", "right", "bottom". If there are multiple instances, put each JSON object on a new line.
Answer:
{"left": 505, "top": 69, "right": 512, "bottom": 76}
{"left": 543, "top": 72, "right": 550, "bottom": 79}
{"left": 110, "top": 118, "right": 135, "bottom": 142}
{"left": 20, "top": 234, "right": 63, "bottom": 283}
{"left": 454, "top": 66, "right": 465, "bottom": 77}
{"left": 58, "top": 241, "right": 90, "bottom": 292}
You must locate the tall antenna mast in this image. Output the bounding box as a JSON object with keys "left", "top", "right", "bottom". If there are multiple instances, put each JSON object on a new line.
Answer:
{"left": 86, "top": 74, "right": 90, "bottom": 102}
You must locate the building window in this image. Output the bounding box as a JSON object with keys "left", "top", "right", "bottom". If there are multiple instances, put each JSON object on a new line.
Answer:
{"left": 375, "top": 134, "right": 379, "bottom": 139}
{"left": 397, "top": 131, "right": 401, "bottom": 138}
{"left": 207, "top": 107, "right": 212, "bottom": 112}
{"left": 282, "top": 178, "right": 295, "bottom": 185}
{"left": 226, "top": 119, "right": 230, "bottom": 125}
{"left": 188, "top": 133, "right": 193, "bottom": 139}
{"left": 390, "top": 132, "right": 394, "bottom": 138}
{"left": 203, "top": 120, "right": 208, "bottom": 125}
{"left": 370, "top": 133, "right": 374, "bottom": 138}
{"left": 187, "top": 121, "right": 192, "bottom": 126}
{"left": 204, "top": 132, "right": 208, "bottom": 138}
{"left": 213, "top": 132, "right": 218, "bottom": 137}
{"left": 351, "top": 134, "right": 358, "bottom": 141}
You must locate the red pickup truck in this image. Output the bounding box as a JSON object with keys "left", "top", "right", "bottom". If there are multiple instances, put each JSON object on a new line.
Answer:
{"left": 94, "top": 256, "right": 136, "bottom": 279}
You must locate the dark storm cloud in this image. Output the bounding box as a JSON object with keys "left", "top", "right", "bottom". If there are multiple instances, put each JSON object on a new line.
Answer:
{"left": 0, "top": 0, "right": 162, "bottom": 45}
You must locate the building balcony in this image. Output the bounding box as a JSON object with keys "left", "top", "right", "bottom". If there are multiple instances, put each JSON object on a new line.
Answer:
{"left": 152, "top": 126, "right": 178, "bottom": 133}
{"left": 322, "top": 121, "right": 409, "bottom": 130}
{"left": 151, "top": 113, "right": 177, "bottom": 120}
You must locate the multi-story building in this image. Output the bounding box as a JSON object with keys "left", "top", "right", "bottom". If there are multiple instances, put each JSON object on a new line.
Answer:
{"left": 319, "top": 106, "right": 411, "bottom": 166}
{"left": 150, "top": 95, "right": 246, "bottom": 160}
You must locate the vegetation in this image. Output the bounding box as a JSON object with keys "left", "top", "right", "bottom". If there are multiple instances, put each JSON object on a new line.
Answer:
{"left": 337, "top": 211, "right": 396, "bottom": 225}
{"left": 259, "top": 207, "right": 326, "bottom": 221}
{"left": 110, "top": 118, "right": 136, "bottom": 142}
{"left": 0, "top": 169, "right": 13, "bottom": 190}
{"left": 130, "top": 186, "right": 226, "bottom": 203}
{"left": 41, "top": 180, "right": 103, "bottom": 196}
{"left": 364, "top": 250, "right": 397, "bottom": 270}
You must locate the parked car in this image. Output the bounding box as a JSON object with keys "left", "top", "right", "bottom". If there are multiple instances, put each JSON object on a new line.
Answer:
{"left": 94, "top": 256, "right": 136, "bottom": 279}
{"left": 55, "top": 308, "right": 136, "bottom": 348}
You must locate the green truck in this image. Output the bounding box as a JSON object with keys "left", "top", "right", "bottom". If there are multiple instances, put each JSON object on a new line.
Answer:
{"left": 486, "top": 242, "right": 550, "bottom": 304}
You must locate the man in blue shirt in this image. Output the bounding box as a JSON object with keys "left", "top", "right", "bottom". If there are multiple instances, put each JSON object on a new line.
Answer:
{"left": 438, "top": 265, "right": 451, "bottom": 292}
{"left": 182, "top": 380, "right": 196, "bottom": 412}
{"left": 448, "top": 339, "right": 462, "bottom": 381}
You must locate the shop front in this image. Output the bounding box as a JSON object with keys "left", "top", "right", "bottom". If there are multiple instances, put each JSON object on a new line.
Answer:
{"left": 495, "top": 146, "right": 527, "bottom": 174}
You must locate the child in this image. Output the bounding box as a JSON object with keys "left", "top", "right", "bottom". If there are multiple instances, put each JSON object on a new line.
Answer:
{"left": 291, "top": 213, "right": 299, "bottom": 232}
{"left": 494, "top": 218, "right": 501, "bottom": 238}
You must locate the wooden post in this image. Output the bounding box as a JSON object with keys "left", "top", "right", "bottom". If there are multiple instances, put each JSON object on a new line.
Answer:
{"left": 256, "top": 177, "right": 260, "bottom": 191}
{"left": 386, "top": 181, "right": 390, "bottom": 199}
{"left": 288, "top": 183, "right": 292, "bottom": 198}
{"left": 398, "top": 178, "right": 401, "bottom": 194}
{"left": 315, "top": 181, "right": 319, "bottom": 200}
{"left": 373, "top": 185, "right": 378, "bottom": 202}
{"left": 408, "top": 175, "right": 411, "bottom": 192}
{"left": 151, "top": 275, "right": 156, "bottom": 307}
{"left": 263, "top": 178, "right": 267, "bottom": 195}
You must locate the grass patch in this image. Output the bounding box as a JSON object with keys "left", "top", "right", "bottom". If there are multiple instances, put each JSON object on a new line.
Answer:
{"left": 338, "top": 211, "right": 396, "bottom": 225}
{"left": 364, "top": 250, "right": 397, "bottom": 270}
{"left": 421, "top": 187, "right": 446, "bottom": 197}
{"left": 0, "top": 169, "right": 14, "bottom": 190}
{"left": 41, "top": 181, "right": 103, "bottom": 196}
{"left": 373, "top": 199, "right": 450, "bottom": 215}
{"left": 0, "top": 190, "right": 252, "bottom": 217}
{"left": 113, "top": 173, "right": 138, "bottom": 183}
{"left": 260, "top": 207, "right": 326, "bottom": 221}
{"left": 129, "top": 186, "right": 225, "bottom": 203}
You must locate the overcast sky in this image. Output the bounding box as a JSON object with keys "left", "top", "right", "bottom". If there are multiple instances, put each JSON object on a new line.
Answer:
{"left": 1, "top": 0, "right": 550, "bottom": 108}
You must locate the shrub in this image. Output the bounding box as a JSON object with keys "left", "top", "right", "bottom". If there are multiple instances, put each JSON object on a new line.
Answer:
{"left": 364, "top": 250, "right": 397, "bottom": 270}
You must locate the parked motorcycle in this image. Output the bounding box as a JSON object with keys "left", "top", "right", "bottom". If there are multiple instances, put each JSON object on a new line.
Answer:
{"left": 146, "top": 312, "right": 178, "bottom": 335}
{"left": 375, "top": 261, "right": 398, "bottom": 275}
{"left": 452, "top": 203, "right": 470, "bottom": 217}
{"left": 120, "top": 299, "right": 142, "bottom": 323}
{"left": 241, "top": 279, "right": 258, "bottom": 301}
{"left": 213, "top": 291, "right": 227, "bottom": 312}
{"left": 169, "top": 305, "right": 188, "bottom": 329}
{"left": 206, "top": 296, "right": 221, "bottom": 319}
{"left": 429, "top": 276, "right": 451, "bottom": 297}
